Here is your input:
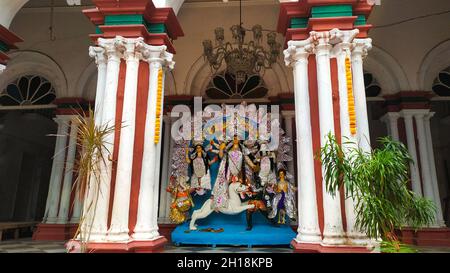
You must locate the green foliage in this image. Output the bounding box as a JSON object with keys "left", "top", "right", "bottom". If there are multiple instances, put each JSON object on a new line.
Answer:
{"left": 319, "top": 133, "right": 436, "bottom": 252}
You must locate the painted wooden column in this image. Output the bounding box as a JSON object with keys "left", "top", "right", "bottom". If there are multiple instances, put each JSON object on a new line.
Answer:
{"left": 284, "top": 39, "right": 322, "bottom": 244}
{"left": 401, "top": 110, "right": 423, "bottom": 197}
{"left": 133, "top": 45, "right": 174, "bottom": 240}
{"left": 158, "top": 114, "right": 172, "bottom": 221}
{"left": 56, "top": 116, "right": 79, "bottom": 224}
{"left": 45, "top": 116, "right": 70, "bottom": 224}
{"left": 312, "top": 31, "right": 345, "bottom": 245}
{"left": 380, "top": 112, "right": 400, "bottom": 141}
{"left": 88, "top": 37, "right": 124, "bottom": 241}
{"left": 107, "top": 38, "right": 142, "bottom": 242}
{"left": 281, "top": 110, "right": 296, "bottom": 177}
{"left": 333, "top": 29, "right": 368, "bottom": 245}
{"left": 424, "top": 113, "right": 445, "bottom": 226}
{"left": 351, "top": 39, "right": 372, "bottom": 153}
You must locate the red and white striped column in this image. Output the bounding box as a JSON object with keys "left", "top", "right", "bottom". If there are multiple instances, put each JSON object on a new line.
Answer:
{"left": 34, "top": 102, "right": 88, "bottom": 241}
{"left": 71, "top": 37, "right": 174, "bottom": 252}
{"left": 285, "top": 28, "right": 374, "bottom": 252}
{"left": 383, "top": 103, "right": 446, "bottom": 227}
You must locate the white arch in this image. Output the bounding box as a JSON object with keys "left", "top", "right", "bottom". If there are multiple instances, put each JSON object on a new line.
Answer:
{"left": 185, "top": 53, "right": 291, "bottom": 98}
{"left": 418, "top": 39, "right": 450, "bottom": 91}
{"left": 0, "top": 51, "right": 68, "bottom": 98}
{"left": 0, "top": 0, "right": 29, "bottom": 28}
{"left": 364, "top": 44, "right": 410, "bottom": 95}
{"left": 76, "top": 60, "right": 97, "bottom": 100}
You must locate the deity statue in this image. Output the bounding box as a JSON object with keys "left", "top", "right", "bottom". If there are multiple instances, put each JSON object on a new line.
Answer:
{"left": 167, "top": 175, "right": 194, "bottom": 224}
{"left": 186, "top": 142, "right": 211, "bottom": 195}
{"left": 255, "top": 140, "right": 277, "bottom": 186}
{"left": 211, "top": 135, "right": 245, "bottom": 209}
{"left": 269, "top": 169, "right": 297, "bottom": 224}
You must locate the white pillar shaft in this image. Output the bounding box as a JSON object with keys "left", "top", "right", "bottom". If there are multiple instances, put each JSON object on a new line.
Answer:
{"left": 78, "top": 48, "right": 106, "bottom": 235}
{"left": 44, "top": 120, "right": 64, "bottom": 222}
{"left": 352, "top": 51, "right": 371, "bottom": 152}
{"left": 415, "top": 115, "right": 434, "bottom": 202}
{"left": 424, "top": 116, "right": 445, "bottom": 226}
{"left": 291, "top": 50, "right": 322, "bottom": 243}
{"left": 316, "top": 41, "right": 345, "bottom": 245}
{"left": 133, "top": 60, "right": 163, "bottom": 240}
{"left": 88, "top": 42, "right": 122, "bottom": 241}
{"left": 158, "top": 116, "right": 172, "bottom": 219}
{"left": 46, "top": 118, "right": 69, "bottom": 223}
{"left": 107, "top": 50, "right": 140, "bottom": 242}
{"left": 57, "top": 118, "right": 79, "bottom": 224}
{"left": 403, "top": 115, "right": 423, "bottom": 196}
{"left": 336, "top": 49, "right": 367, "bottom": 244}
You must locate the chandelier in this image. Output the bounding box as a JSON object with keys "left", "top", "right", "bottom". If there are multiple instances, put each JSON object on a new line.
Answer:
{"left": 202, "top": 0, "right": 281, "bottom": 84}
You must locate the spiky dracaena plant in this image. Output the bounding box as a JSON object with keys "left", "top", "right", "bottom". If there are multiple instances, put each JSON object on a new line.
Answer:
{"left": 70, "top": 108, "right": 115, "bottom": 252}
{"left": 319, "top": 133, "right": 436, "bottom": 252}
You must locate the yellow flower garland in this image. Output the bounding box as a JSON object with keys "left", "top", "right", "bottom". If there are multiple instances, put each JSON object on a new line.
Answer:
{"left": 155, "top": 69, "right": 163, "bottom": 144}
{"left": 345, "top": 57, "right": 357, "bottom": 135}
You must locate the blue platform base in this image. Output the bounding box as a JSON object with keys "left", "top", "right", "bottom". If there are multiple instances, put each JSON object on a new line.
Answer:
{"left": 171, "top": 221, "right": 296, "bottom": 247}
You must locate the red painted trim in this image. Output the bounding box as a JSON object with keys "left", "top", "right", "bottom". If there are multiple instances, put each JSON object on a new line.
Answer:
{"left": 308, "top": 55, "right": 324, "bottom": 233}
{"left": 107, "top": 60, "right": 127, "bottom": 228}
{"left": 309, "top": 16, "right": 357, "bottom": 31}
{"left": 128, "top": 61, "right": 150, "bottom": 233}
{"left": 66, "top": 237, "right": 167, "bottom": 253}
{"left": 397, "top": 228, "right": 450, "bottom": 247}
{"left": 0, "top": 24, "right": 23, "bottom": 48}
{"left": 291, "top": 240, "right": 373, "bottom": 253}
{"left": 144, "top": 6, "right": 184, "bottom": 39}
{"left": 277, "top": 0, "right": 374, "bottom": 46}
{"left": 32, "top": 223, "right": 77, "bottom": 241}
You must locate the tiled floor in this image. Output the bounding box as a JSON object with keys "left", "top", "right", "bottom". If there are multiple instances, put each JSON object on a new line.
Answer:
{"left": 0, "top": 239, "right": 449, "bottom": 253}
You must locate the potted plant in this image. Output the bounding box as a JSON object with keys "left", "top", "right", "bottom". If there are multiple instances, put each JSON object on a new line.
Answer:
{"left": 319, "top": 133, "right": 436, "bottom": 253}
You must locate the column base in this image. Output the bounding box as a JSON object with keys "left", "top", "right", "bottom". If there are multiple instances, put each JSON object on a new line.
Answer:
{"left": 66, "top": 237, "right": 168, "bottom": 253}
{"left": 32, "top": 223, "right": 78, "bottom": 241}
{"left": 291, "top": 240, "right": 375, "bottom": 253}
{"left": 396, "top": 227, "right": 450, "bottom": 247}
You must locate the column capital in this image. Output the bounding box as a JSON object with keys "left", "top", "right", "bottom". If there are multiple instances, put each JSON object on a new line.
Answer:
{"left": 399, "top": 109, "right": 430, "bottom": 118}
{"left": 330, "top": 29, "right": 359, "bottom": 56}
{"left": 98, "top": 36, "right": 126, "bottom": 61}
{"left": 352, "top": 38, "right": 372, "bottom": 59}
{"left": 284, "top": 38, "right": 314, "bottom": 67}
{"left": 89, "top": 46, "right": 107, "bottom": 65}
{"left": 138, "top": 43, "right": 175, "bottom": 70}
{"left": 425, "top": 111, "right": 436, "bottom": 120}
{"left": 310, "top": 31, "right": 332, "bottom": 56}
{"left": 281, "top": 110, "right": 295, "bottom": 118}
{"left": 380, "top": 112, "right": 400, "bottom": 124}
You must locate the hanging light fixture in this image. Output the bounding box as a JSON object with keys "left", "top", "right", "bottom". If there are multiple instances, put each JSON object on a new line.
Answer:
{"left": 202, "top": 0, "right": 281, "bottom": 84}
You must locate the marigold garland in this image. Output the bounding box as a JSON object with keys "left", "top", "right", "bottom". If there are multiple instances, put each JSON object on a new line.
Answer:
{"left": 155, "top": 69, "right": 163, "bottom": 144}
{"left": 345, "top": 57, "right": 357, "bottom": 135}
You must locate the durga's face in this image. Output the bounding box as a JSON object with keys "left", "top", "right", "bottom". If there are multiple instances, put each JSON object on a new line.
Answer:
{"left": 196, "top": 146, "right": 203, "bottom": 153}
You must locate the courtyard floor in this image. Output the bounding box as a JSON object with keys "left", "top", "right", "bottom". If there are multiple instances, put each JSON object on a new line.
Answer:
{"left": 0, "top": 238, "right": 449, "bottom": 253}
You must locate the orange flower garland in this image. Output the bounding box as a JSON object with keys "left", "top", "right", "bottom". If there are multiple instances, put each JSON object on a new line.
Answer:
{"left": 155, "top": 69, "right": 163, "bottom": 144}
{"left": 345, "top": 57, "right": 357, "bottom": 135}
